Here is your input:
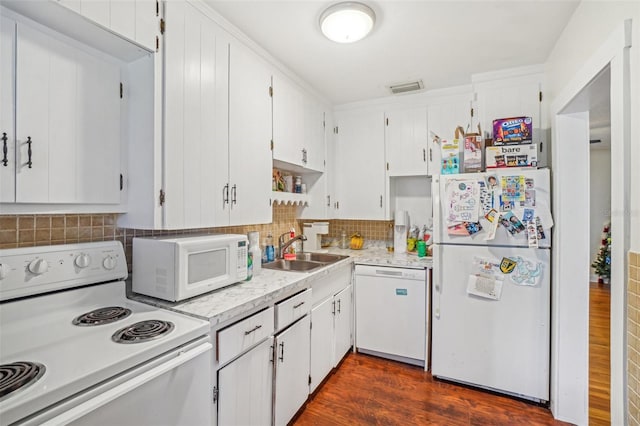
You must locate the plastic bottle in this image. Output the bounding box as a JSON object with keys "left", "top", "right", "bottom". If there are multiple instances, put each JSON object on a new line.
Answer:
{"left": 386, "top": 223, "right": 394, "bottom": 252}
{"left": 245, "top": 251, "right": 253, "bottom": 281}
{"left": 265, "top": 233, "right": 275, "bottom": 262}
{"left": 417, "top": 240, "right": 427, "bottom": 258}
{"left": 284, "top": 228, "right": 297, "bottom": 260}
{"left": 340, "top": 230, "right": 348, "bottom": 249}
{"left": 248, "top": 231, "right": 261, "bottom": 276}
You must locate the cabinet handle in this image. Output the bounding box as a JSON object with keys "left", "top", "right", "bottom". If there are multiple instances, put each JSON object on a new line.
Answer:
{"left": 244, "top": 324, "right": 262, "bottom": 335}
{"left": 423, "top": 148, "right": 426, "bottom": 162}
{"left": 222, "top": 184, "right": 229, "bottom": 205}
{"left": 278, "top": 342, "right": 285, "bottom": 362}
{"left": 332, "top": 300, "right": 336, "bottom": 315}
{"left": 2, "top": 133, "right": 7, "bottom": 166}
{"left": 337, "top": 299, "right": 341, "bottom": 314}
{"left": 301, "top": 148, "right": 307, "bottom": 164}
{"left": 26, "top": 136, "right": 32, "bottom": 168}
{"left": 269, "top": 345, "right": 274, "bottom": 363}
{"left": 379, "top": 195, "right": 383, "bottom": 208}
{"left": 293, "top": 301, "right": 305, "bottom": 309}
{"left": 231, "top": 184, "right": 237, "bottom": 205}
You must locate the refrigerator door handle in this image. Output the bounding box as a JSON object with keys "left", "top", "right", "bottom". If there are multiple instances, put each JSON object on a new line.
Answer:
{"left": 432, "top": 177, "right": 441, "bottom": 244}
{"left": 432, "top": 244, "right": 441, "bottom": 319}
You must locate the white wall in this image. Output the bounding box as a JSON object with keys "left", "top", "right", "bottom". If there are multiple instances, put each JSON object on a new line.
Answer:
{"left": 545, "top": 2, "right": 638, "bottom": 424}
{"left": 546, "top": 1, "right": 639, "bottom": 251}
{"left": 391, "top": 176, "right": 432, "bottom": 231}
{"left": 589, "top": 148, "right": 612, "bottom": 280}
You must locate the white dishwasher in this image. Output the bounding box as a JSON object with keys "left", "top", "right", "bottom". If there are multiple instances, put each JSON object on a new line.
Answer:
{"left": 354, "top": 265, "right": 429, "bottom": 368}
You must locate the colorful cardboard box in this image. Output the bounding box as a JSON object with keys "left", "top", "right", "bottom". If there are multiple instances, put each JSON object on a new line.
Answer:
{"left": 485, "top": 144, "right": 538, "bottom": 168}
{"left": 492, "top": 116, "right": 533, "bottom": 145}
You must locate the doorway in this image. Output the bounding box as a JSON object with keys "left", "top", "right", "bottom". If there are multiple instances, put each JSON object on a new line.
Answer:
{"left": 550, "top": 21, "right": 630, "bottom": 425}
{"left": 586, "top": 67, "right": 612, "bottom": 425}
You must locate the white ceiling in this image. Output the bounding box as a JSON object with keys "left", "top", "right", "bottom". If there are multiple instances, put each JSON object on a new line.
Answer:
{"left": 204, "top": 0, "right": 580, "bottom": 105}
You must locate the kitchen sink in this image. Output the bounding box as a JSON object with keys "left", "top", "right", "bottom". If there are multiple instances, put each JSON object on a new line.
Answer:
{"left": 263, "top": 253, "right": 349, "bottom": 273}
{"left": 263, "top": 259, "right": 326, "bottom": 272}
{"left": 295, "top": 253, "right": 349, "bottom": 263}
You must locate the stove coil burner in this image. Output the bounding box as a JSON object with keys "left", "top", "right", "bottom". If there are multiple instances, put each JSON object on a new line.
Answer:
{"left": 112, "top": 320, "right": 175, "bottom": 344}
{"left": 72, "top": 307, "right": 132, "bottom": 326}
{"left": 0, "top": 362, "right": 46, "bottom": 401}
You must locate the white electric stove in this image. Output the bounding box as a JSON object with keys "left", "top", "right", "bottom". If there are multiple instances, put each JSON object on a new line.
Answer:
{"left": 0, "top": 241, "right": 213, "bottom": 425}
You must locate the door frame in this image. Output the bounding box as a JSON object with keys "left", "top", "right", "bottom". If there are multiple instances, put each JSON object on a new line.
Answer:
{"left": 550, "top": 20, "right": 632, "bottom": 425}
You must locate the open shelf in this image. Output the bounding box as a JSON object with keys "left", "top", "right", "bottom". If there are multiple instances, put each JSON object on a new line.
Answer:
{"left": 272, "top": 191, "right": 309, "bottom": 206}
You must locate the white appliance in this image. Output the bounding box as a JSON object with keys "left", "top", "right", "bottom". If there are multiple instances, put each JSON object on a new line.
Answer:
{"left": 431, "top": 168, "right": 551, "bottom": 402}
{"left": 302, "top": 222, "right": 329, "bottom": 252}
{"left": 394, "top": 210, "right": 409, "bottom": 254}
{"left": 133, "top": 233, "right": 248, "bottom": 302}
{"left": 354, "top": 265, "right": 428, "bottom": 368}
{"left": 0, "top": 241, "right": 212, "bottom": 425}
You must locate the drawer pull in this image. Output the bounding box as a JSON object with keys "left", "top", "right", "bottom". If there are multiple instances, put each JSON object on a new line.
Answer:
{"left": 278, "top": 342, "right": 285, "bottom": 362}
{"left": 244, "top": 324, "right": 262, "bottom": 335}
{"left": 293, "top": 301, "right": 305, "bottom": 309}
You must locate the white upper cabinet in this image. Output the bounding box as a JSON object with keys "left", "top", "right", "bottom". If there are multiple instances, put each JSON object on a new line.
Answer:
{"left": 473, "top": 71, "right": 545, "bottom": 137}
{"left": 427, "top": 92, "right": 473, "bottom": 176}
{"left": 55, "top": 0, "right": 158, "bottom": 51}
{"left": 0, "top": 16, "right": 16, "bottom": 203}
{"left": 272, "top": 73, "right": 325, "bottom": 172}
{"left": 228, "top": 40, "right": 273, "bottom": 226}
{"left": 384, "top": 106, "right": 429, "bottom": 176}
{"left": 334, "top": 108, "right": 387, "bottom": 220}
{"left": 162, "top": 0, "right": 229, "bottom": 229}
{"left": 1, "top": 16, "right": 121, "bottom": 204}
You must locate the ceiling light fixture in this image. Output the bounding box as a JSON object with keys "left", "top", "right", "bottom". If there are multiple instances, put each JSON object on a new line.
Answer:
{"left": 319, "top": 2, "right": 376, "bottom": 44}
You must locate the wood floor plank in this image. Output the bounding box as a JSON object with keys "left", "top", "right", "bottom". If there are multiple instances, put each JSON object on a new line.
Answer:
{"left": 589, "top": 282, "right": 610, "bottom": 426}
{"left": 295, "top": 353, "right": 568, "bottom": 426}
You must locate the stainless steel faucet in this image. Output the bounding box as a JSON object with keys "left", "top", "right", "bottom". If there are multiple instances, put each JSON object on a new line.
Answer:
{"left": 278, "top": 233, "right": 307, "bottom": 259}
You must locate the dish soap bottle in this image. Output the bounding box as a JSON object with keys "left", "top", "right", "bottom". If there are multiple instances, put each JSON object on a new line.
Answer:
{"left": 248, "top": 231, "right": 261, "bottom": 276}
{"left": 265, "top": 232, "right": 275, "bottom": 262}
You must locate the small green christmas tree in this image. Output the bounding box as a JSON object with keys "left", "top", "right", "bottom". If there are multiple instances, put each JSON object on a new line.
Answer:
{"left": 592, "top": 222, "right": 611, "bottom": 283}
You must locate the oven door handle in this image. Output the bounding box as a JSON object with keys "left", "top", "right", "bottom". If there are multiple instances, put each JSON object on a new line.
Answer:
{"left": 40, "top": 342, "right": 212, "bottom": 426}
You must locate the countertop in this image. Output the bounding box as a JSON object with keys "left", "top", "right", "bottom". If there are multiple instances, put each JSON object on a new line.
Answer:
{"left": 129, "top": 242, "right": 432, "bottom": 326}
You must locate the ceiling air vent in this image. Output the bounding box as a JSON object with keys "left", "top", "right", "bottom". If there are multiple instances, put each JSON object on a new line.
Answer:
{"left": 389, "top": 80, "right": 424, "bottom": 95}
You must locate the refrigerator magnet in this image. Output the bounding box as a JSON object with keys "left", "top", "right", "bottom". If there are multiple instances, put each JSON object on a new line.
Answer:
{"left": 509, "top": 256, "right": 544, "bottom": 286}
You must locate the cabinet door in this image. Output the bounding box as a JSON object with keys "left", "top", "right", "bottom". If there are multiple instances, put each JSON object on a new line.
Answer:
{"left": 385, "top": 107, "right": 429, "bottom": 176}
{"left": 427, "top": 96, "right": 472, "bottom": 176}
{"left": 303, "top": 97, "right": 325, "bottom": 172}
{"left": 163, "top": 1, "right": 229, "bottom": 228}
{"left": 334, "top": 285, "right": 352, "bottom": 366}
{"left": 135, "top": 0, "right": 158, "bottom": 51}
{"left": 334, "top": 109, "right": 386, "bottom": 219}
{"left": 109, "top": 0, "right": 135, "bottom": 41}
{"left": 218, "top": 337, "right": 274, "bottom": 426}
{"left": 272, "top": 73, "right": 304, "bottom": 167}
{"left": 0, "top": 16, "right": 15, "bottom": 202}
{"left": 274, "top": 315, "right": 311, "bottom": 426}
{"left": 309, "top": 297, "right": 334, "bottom": 392}
{"left": 228, "top": 42, "right": 272, "bottom": 226}
{"left": 474, "top": 74, "right": 544, "bottom": 136}
{"left": 81, "top": 0, "right": 110, "bottom": 28}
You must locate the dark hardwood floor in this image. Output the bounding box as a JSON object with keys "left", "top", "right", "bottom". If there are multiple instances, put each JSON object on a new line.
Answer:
{"left": 589, "top": 281, "right": 611, "bottom": 425}
{"left": 294, "top": 352, "right": 569, "bottom": 426}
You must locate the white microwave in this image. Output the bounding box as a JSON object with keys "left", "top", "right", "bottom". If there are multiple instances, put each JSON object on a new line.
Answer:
{"left": 132, "top": 234, "right": 248, "bottom": 302}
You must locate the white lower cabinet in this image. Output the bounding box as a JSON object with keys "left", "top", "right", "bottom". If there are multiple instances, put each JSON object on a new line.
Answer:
{"left": 217, "top": 337, "right": 274, "bottom": 426}
{"left": 309, "top": 265, "right": 353, "bottom": 392}
{"left": 273, "top": 315, "right": 311, "bottom": 426}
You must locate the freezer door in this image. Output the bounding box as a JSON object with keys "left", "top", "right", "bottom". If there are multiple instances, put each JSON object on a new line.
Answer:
{"left": 433, "top": 168, "right": 551, "bottom": 248}
{"left": 431, "top": 244, "right": 550, "bottom": 401}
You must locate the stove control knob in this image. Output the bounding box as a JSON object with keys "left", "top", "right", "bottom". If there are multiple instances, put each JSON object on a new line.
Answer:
{"left": 103, "top": 256, "right": 117, "bottom": 270}
{"left": 28, "top": 258, "right": 49, "bottom": 275}
{"left": 0, "top": 263, "right": 9, "bottom": 280}
{"left": 75, "top": 253, "right": 91, "bottom": 269}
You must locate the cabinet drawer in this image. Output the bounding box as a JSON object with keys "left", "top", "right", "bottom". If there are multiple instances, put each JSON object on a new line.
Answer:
{"left": 275, "top": 289, "right": 312, "bottom": 331}
{"left": 217, "top": 307, "right": 274, "bottom": 365}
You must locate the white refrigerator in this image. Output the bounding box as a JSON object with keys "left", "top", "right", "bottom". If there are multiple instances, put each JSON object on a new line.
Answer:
{"left": 431, "top": 168, "right": 551, "bottom": 403}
